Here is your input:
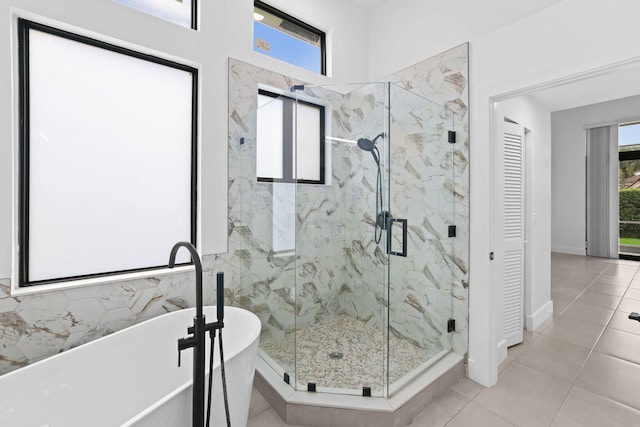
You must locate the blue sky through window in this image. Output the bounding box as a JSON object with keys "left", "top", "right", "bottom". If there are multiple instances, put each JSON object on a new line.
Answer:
{"left": 254, "top": 21, "right": 321, "bottom": 74}
{"left": 620, "top": 123, "right": 640, "bottom": 147}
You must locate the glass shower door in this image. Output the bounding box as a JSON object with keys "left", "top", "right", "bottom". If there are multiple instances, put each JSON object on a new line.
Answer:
{"left": 387, "top": 83, "right": 455, "bottom": 394}
{"left": 292, "top": 83, "right": 389, "bottom": 396}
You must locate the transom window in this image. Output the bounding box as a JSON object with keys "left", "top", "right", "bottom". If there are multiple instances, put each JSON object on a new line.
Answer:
{"left": 113, "top": 0, "right": 197, "bottom": 29}
{"left": 253, "top": 1, "right": 326, "bottom": 75}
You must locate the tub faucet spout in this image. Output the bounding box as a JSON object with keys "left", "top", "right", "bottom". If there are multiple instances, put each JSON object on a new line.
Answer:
{"left": 169, "top": 241, "right": 204, "bottom": 320}
{"left": 168, "top": 241, "right": 214, "bottom": 427}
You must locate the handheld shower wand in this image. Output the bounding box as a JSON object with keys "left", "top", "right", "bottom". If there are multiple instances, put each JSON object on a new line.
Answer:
{"left": 357, "top": 132, "right": 387, "bottom": 244}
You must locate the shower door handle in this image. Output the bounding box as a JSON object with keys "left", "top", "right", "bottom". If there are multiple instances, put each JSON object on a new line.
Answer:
{"left": 387, "top": 218, "right": 407, "bottom": 257}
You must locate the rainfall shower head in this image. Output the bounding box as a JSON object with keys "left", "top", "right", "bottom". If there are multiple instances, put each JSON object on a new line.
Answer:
{"left": 357, "top": 132, "right": 385, "bottom": 165}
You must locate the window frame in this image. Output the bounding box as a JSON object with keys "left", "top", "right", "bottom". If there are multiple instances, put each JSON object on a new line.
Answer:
{"left": 17, "top": 18, "right": 198, "bottom": 287}
{"left": 253, "top": 0, "right": 326, "bottom": 75}
{"left": 257, "top": 89, "right": 326, "bottom": 185}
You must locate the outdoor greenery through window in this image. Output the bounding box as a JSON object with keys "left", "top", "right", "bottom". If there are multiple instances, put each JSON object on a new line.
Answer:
{"left": 253, "top": 1, "right": 325, "bottom": 74}
{"left": 618, "top": 122, "right": 640, "bottom": 258}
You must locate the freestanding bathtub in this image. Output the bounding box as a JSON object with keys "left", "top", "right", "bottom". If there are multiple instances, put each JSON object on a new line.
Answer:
{"left": 0, "top": 306, "right": 261, "bottom": 427}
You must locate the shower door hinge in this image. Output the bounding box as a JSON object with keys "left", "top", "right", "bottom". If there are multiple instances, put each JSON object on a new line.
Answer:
{"left": 362, "top": 386, "right": 372, "bottom": 397}
{"left": 448, "top": 131, "right": 456, "bottom": 144}
{"left": 308, "top": 383, "right": 317, "bottom": 392}
{"left": 284, "top": 373, "right": 290, "bottom": 384}
{"left": 447, "top": 318, "right": 456, "bottom": 333}
{"left": 448, "top": 225, "right": 457, "bottom": 237}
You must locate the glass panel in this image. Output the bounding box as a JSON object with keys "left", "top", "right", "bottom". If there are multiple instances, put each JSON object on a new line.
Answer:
{"left": 294, "top": 102, "right": 321, "bottom": 181}
{"left": 257, "top": 93, "right": 284, "bottom": 180}
{"left": 387, "top": 83, "right": 454, "bottom": 395}
{"left": 113, "top": 0, "right": 194, "bottom": 28}
{"left": 228, "top": 92, "right": 297, "bottom": 383}
{"left": 293, "top": 83, "right": 388, "bottom": 396}
{"left": 618, "top": 122, "right": 640, "bottom": 257}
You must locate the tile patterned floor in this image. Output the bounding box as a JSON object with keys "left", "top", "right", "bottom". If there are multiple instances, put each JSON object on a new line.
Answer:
{"left": 260, "top": 314, "right": 440, "bottom": 392}
{"left": 247, "top": 253, "right": 640, "bottom": 426}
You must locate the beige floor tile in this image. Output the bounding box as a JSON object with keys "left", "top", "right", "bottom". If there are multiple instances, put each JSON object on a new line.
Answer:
{"left": 603, "top": 264, "right": 639, "bottom": 278}
{"left": 630, "top": 279, "right": 640, "bottom": 289}
{"left": 541, "top": 316, "right": 605, "bottom": 349}
{"left": 247, "top": 409, "right": 305, "bottom": 427}
{"left": 551, "top": 286, "right": 584, "bottom": 302}
{"left": 450, "top": 378, "right": 485, "bottom": 400}
{"left": 553, "top": 276, "right": 593, "bottom": 289}
{"left": 625, "top": 287, "right": 640, "bottom": 301}
{"left": 594, "top": 274, "right": 632, "bottom": 287}
{"left": 551, "top": 386, "right": 640, "bottom": 427}
{"left": 444, "top": 401, "right": 516, "bottom": 427}
{"left": 515, "top": 335, "right": 590, "bottom": 382}
{"left": 588, "top": 282, "right": 629, "bottom": 297}
{"left": 560, "top": 301, "right": 614, "bottom": 326}
{"left": 576, "top": 352, "right": 640, "bottom": 412}
{"left": 498, "top": 356, "right": 513, "bottom": 374}
{"left": 608, "top": 310, "right": 640, "bottom": 335}
{"left": 551, "top": 297, "right": 574, "bottom": 315}
{"left": 249, "top": 387, "right": 272, "bottom": 418}
{"left": 595, "top": 327, "right": 640, "bottom": 365}
{"left": 618, "top": 297, "right": 640, "bottom": 313}
{"left": 474, "top": 361, "right": 572, "bottom": 427}
{"left": 405, "top": 390, "right": 469, "bottom": 427}
{"left": 575, "top": 289, "right": 622, "bottom": 309}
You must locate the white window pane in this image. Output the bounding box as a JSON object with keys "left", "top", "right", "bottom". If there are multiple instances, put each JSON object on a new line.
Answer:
{"left": 114, "top": 0, "right": 193, "bottom": 28}
{"left": 272, "top": 183, "right": 295, "bottom": 252}
{"left": 27, "top": 29, "right": 193, "bottom": 282}
{"left": 257, "top": 94, "right": 284, "bottom": 179}
{"left": 295, "top": 103, "right": 320, "bottom": 181}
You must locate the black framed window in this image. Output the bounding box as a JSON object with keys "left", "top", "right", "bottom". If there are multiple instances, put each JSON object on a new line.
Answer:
{"left": 257, "top": 89, "right": 325, "bottom": 184}
{"left": 253, "top": 1, "right": 326, "bottom": 75}
{"left": 18, "top": 19, "right": 198, "bottom": 287}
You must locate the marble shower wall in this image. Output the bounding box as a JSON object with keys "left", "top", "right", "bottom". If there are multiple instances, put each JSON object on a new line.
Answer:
{"left": 0, "top": 44, "right": 468, "bottom": 377}
{"left": 228, "top": 44, "right": 469, "bottom": 359}
{"left": 385, "top": 44, "right": 470, "bottom": 356}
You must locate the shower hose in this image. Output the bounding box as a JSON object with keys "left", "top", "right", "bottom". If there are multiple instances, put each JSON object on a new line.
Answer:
{"left": 206, "top": 329, "right": 231, "bottom": 427}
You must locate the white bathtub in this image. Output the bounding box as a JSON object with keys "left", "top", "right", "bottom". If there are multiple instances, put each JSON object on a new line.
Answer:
{"left": 0, "top": 306, "right": 261, "bottom": 427}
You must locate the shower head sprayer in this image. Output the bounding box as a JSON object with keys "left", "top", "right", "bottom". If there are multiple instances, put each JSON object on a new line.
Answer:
{"left": 357, "top": 132, "right": 385, "bottom": 165}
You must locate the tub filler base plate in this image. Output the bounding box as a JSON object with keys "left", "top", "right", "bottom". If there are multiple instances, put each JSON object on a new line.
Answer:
{"left": 254, "top": 352, "right": 464, "bottom": 427}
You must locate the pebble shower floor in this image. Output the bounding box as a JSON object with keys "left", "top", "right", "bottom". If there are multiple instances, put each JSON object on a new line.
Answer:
{"left": 260, "top": 315, "right": 441, "bottom": 392}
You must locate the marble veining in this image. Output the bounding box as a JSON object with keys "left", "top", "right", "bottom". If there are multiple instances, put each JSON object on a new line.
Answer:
{"left": 0, "top": 44, "right": 469, "bottom": 387}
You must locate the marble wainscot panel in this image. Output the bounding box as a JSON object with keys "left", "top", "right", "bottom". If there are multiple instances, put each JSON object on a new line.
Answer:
{"left": 0, "top": 261, "right": 230, "bottom": 375}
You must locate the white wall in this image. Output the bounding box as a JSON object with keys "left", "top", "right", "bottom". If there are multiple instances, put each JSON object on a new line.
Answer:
{"left": 497, "top": 96, "right": 552, "bottom": 333}
{"left": 552, "top": 94, "right": 640, "bottom": 255}
{"left": 363, "top": 0, "right": 640, "bottom": 386}
{"left": 0, "top": 0, "right": 369, "bottom": 279}
{"left": 367, "top": 0, "right": 564, "bottom": 80}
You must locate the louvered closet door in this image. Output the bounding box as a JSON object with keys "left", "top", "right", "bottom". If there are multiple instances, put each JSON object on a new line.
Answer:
{"left": 502, "top": 121, "right": 525, "bottom": 348}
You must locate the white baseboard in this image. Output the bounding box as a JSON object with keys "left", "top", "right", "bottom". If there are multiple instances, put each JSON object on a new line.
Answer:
{"left": 496, "top": 339, "right": 507, "bottom": 365}
{"left": 551, "top": 246, "right": 585, "bottom": 256}
{"left": 526, "top": 300, "right": 554, "bottom": 331}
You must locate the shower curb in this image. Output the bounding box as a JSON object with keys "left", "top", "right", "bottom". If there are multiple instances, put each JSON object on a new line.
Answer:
{"left": 253, "top": 353, "right": 465, "bottom": 427}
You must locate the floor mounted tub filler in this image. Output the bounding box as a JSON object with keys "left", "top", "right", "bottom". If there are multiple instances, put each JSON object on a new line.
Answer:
{"left": 0, "top": 305, "right": 261, "bottom": 427}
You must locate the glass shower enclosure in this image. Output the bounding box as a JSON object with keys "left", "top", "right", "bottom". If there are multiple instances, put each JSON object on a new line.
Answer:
{"left": 229, "top": 80, "right": 456, "bottom": 398}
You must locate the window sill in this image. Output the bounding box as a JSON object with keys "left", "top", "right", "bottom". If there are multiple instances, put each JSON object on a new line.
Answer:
{"left": 11, "top": 265, "right": 193, "bottom": 297}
